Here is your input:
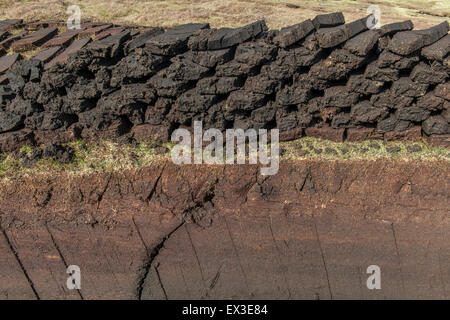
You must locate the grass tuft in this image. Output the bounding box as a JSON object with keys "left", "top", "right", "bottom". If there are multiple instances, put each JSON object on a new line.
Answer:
{"left": 0, "top": 137, "right": 447, "bottom": 180}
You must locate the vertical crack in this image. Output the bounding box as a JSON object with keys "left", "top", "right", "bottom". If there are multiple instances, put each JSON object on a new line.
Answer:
{"left": 96, "top": 173, "right": 112, "bottom": 210}
{"left": 134, "top": 221, "right": 185, "bottom": 300}
{"left": 185, "top": 224, "right": 207, "bottom": 284}
{"left": 0, "top": 226, "right": 40, "bottom": 300}
{"left": 154, "top": 263, "right": 168, "bottom": 300}
{"left": 145, "top": 163, "right": 167, "bottom": 202}
{"left": 223, "top": 215, "right": 250, "bottom": 295}
{"left": 391, "top": 223, "right": 406, "bottom": 295}
{"left": 312, "top": 216, "right": 333, "bottom": 300}
{"left": 268, "top": 216, "right": 292, "bottom": 299}
{"left": 45, "top": 223, "right": 84, "bottom": 300}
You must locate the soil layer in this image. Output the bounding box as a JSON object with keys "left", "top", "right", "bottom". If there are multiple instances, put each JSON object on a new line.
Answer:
{"left": 0, "top": 159, "right": 449, "bottom": 299}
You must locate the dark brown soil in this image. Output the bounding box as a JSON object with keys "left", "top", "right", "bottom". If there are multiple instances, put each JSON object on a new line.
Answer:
{"left": 0, "top": 159, "right": 449, "bottom": 299}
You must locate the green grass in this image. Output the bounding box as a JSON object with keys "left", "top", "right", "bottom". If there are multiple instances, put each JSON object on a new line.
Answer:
{"left": 0, "top": 137, "right": 447, "bottom": 180}
{"left": 280, "top": 137, "right": 449, "bottom": 161}
{"left": 0, "top": 140, "right": 166, "bottom": 178}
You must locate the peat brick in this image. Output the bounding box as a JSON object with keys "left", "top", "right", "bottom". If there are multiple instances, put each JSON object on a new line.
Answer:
{"left": 346, "top": 127, "right": 382, "bottom": 141}
{"left": 24, "top": 20, "right": 63, "bottom": 31}
{"left": 275, "top": 105, "right": 298, "bottom": 131}
{"left": 426, "top": 134, "right": 450, "bottom": 148}
{"left": 162, "top": 55, "right": 211, "bottom": 81}
{"left": 323, "top": 86, "right": 359, "bottom": 107}
{"left": 377, "top": 50, "right": 418, "bottom": 69}
{"left": 378, "top": 20, "right": 413, "bottom": 36}
{"left": 0, "top": 30, "right": 9, "bottom": 42}
{"left": 6, "top": 97, "right": 41, "bottom": 116}
{"left": 125, "top": 27, "right": 164, "bottom": 53}
{"left": 316, "top": 15, "right": 371, "bottom": 48}
{"left": 169, "top": 89, "right": 217, "bottom": 124}
{"left": 110, "top": 48, "right": 165, "bottom": 86}
{"left": 95, "top": 27, "right": 126, "bottom": 41}
{"left": 390, "top": 77, "right": 428, "bottom": 97}
{"left": 88, "top": 30, "right": 131, "bottom": 58}
{"left": 389, "top": 21, "right": 449, "bottom": 55}
{"left": 0, "top": 31, "right": 27, "bottom": 50}
{"left": 78, "top": 24, "right": 112, "bottom": 38}
{"left": 414, "top": 21, "right": 449, "bottom": 46}
{"left": 244, "top": 75, "right": 278, "bottom": 95}
{"left": 147, "top": 23, "right": 210, "bottom": 56}
{"left": 145, "top": 98, "right": 172, "bottom": 125}
{"left": 384, "top": 126, "right": 421, "bottom": 141}
{"left": 371, "top": 92, "right": 414, "bottom": 110}
{"left": 45, "top": 37, "right": 91, "bottom": 68}
{"left": 251, "top": 104, "right": 276, "bottom": 127}
{"left": 0, "top": 53, "right": 21, "bottom": 73}
{"left": 187, "top": 48, "right": 234, "bottom": 68}
{"left": 33, "top": 127, "right": 80, "bottom": 146}
{"left": 97, "top": 83, "right": 156, "bottom": 117}
{"left": 131, "top": 124, "right": 170, "bottom": 143}
{"left": 276, "top": 85, "right": 310, "bottom": 105}
{"left": 396, "top": 105, "right": 430, "bottom": 122}
{"left": 277, "top": 46, "right": 321, "bottom": 69}
{"left": 316, "top": 25, "right": 347, "bottom": 48}
{"left": 312, "top": 12, "right": 345, "bottom": 29}
{"left": 222, "top": 20, "right": 267, "bottom": 48}
{"left": 422, "top": 115, "right": 448, "bottom": 135}
{"left": 347, "top": 74, "right": 384, "bottom": 94}
{"left": 345, "top": 15, "right": 373, "bottom": 38}
{"left": 11, "top": 27, "right": 58, "bottom": 52}
{"left": 215, "top": 61, "right": 259, "bottom": 77}
{"left": 81, "top": 118, "right": 130, "bottom": 140}
{"left": 226, "top": 90, "right": 267, "bottom": 112}
{"left": 188, "top": 28, "right": 229, "bottom": 51}
{"left": 148, "top": 74, "right": 191, "bottom": 97}
{"left": 279, "top": 127, "right": 303, "bottom": 141}
{"left": 344, "top": 30, "right": 379, "bottom": 56}
{"left": 410, "top": 62, "right": 448, "bottom": 85}
{"left": 416, "top": 92, "right": 445, "bottom": 111}
{"left": 388, "top": 31, "right": 424, "bottom": 55}
{"left": 309, "top": 49, "right": 365, "bottom": 80}
{"left": 0, "top": 111, "right": 23, "bottom": 132}
{"left": 364, "top": 60, "right": 399, "bottom": 82}
{"left": 305, "top": 126, "right": 345, "bottom": 142}
{"left": 434, "top": 83, "right": 450, "bottom": 101}
{"left": 42, "top": 29, "right": 81, "bottom": 48}
{"left": 0, "top": 129, "right": 33, "bottom": 152}
{"left": 273, "top": 19, "right": 315, "bottom": 48}
{"left": 197, "top": 76, "right": 243, "bottom": 95}
{"left": 234, "top": 41, "right": 277, "bottom": 66}
{"left": 40, "top": 112, "right": 77, "bottom": 130}
{"left": 188, "top": 20, "right": 267, "bottom": 50}
{"left": 377, "top": 114, "right": 413, "bottom": 132}
{"left": 351, "top": 100, "right": 388, "bottom": 124}
{"left": 32, "top": 46, "right": 62, "bottom": 63}
{"left": 421, "top": 34, "right": 450, "bottom": 61}
{"left": 0, "top": 19, "right": 23, "bottom": 31}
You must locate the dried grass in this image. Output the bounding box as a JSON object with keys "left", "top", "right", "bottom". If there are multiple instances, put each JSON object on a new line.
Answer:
{"left": 0, "top": 0, "right": 448, "bottom": 29}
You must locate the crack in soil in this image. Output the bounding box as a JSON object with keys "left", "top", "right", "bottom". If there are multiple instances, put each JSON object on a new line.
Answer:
{"left": 0, "top": 225, "right": 40, "bottom": 300}
{"left": 134, "top": 221, "right": 185, "bottom": 300}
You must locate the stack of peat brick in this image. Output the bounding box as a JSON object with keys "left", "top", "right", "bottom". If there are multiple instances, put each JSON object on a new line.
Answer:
{"left": 0, "top": 12, "right": 449, "bottom": 152}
